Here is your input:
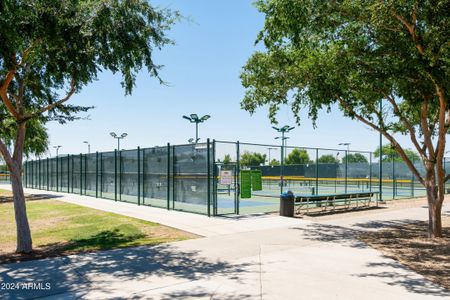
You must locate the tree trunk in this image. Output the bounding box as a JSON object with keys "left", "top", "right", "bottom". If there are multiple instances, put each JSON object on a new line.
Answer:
{"left": 426, "top": 184, "right": 443, "bottom": 238}
{"left": 10, "top": 164, "right": 32, "bottom": 253}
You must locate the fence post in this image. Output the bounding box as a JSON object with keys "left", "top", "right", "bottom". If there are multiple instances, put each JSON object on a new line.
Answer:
{"left": 71, "top": 155, "right": 74, "bottom": 193}
{"left": 142, "top": 148, "right": 146, "bottom": 205}
{"left": 96, "top": 151, "right": 99, "bottom": 198}
{"left": 369, "top": 152, "right": 372, "bottom": 193}
{"left": 207, "top": 139, "right": 211, "bottom": 217}
{"left": 38, "top": 158, "right": 41, "bottom": 189}
{"left": 114, "top": 149, "right": 117, "bottom": 201}
{"left": 119, "top": 150, "right": 122, "bottom": 201}
{"left": 46, "top": 158, "right": 49, "bottom": 191}
{"left": 411, "top": 157, "right": 415, "bottom": 197}
{"left": 67, "top": 154, "right": 70, "bottom": 193}
{"left": 172, "top": 145, "right": 176, "bottom": 210}
{"left": 392, "top": 155, "right": 395, "bottom": 199}
{"left": 167, "top": 143, "right": 170, "bottom": 210}
{"left": 56, "top": 155, "right": 59, "bottom": 192}
{"left": 315, "top": 148, "right": 319, "bottom": 195}
{"left": 212, "top": 139, "right": 216, "bottom": 216}
{"left": 84, "top": 153, "right": 87, "bottom": 195}
{"left": 79, "top": 153, "right": 82, "bottom": 195}
{"left": 100, "top": 152, "right": 103, "bottom": 198}
{"left": 345, "top": 150, "right": 348, "bottom": 193}
{"left": 137, "top": 147, "right": 141, "bottom": 206}
{"left": 236, "top": 141, "right": 240, "bottom": 215}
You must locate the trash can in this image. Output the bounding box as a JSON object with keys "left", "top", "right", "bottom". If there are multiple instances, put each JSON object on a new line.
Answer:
{"left": 280, "top": 191, "right": 295, "bottom": 217}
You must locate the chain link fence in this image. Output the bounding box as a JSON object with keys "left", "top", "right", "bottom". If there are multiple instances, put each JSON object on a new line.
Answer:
{"left": 23, "top": 140, "right": 450, "bottom": 216}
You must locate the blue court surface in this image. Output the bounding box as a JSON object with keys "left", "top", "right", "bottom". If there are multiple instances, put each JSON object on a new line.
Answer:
{"left": 217, "top": 199, "right": 274, "bottom": 208}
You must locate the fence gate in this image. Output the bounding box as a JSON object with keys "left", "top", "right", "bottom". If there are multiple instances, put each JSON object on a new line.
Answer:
{"left": 214, "top": 162, "right": 239, "bottom": 215}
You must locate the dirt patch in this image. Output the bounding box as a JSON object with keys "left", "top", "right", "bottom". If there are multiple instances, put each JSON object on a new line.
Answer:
{"left": 359, "top": 215, "right": 450, "bottom": 291}
{"left": 0, "top": 193, "right": 61, "bottom": 204}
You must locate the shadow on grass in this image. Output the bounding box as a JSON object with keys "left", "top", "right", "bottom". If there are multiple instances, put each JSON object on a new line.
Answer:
{"left": 64, "top": 229, "right": 146, "bottom": 251}
{"left": 0, "top": 242, "right": 255, "bottom": 299}
{"left": 0, "top": 229, "right": 148, "bottom": 265}
{"left": 0, "top": 193, "right": 62, "bottom": 204}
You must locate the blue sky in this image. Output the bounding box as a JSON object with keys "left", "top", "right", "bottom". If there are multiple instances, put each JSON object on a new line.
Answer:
{"left": 44, "top": 0, "right": 412, "bottom": 158}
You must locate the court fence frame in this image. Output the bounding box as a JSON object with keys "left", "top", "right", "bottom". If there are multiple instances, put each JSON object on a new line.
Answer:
{"left": 23, "top": 139, "right": 450, "bottom": 216}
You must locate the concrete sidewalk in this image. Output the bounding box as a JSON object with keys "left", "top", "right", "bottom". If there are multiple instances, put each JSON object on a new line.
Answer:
{"left": 1, "top": 185, "right": 450, "bottom": 299}
{"left": 0, "top": 184, "right": 304, "bottom": 237}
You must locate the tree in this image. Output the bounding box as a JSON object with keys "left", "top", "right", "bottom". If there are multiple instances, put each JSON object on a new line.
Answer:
{"left": 317, "top": 154, "right": 339, "bottom": 164}
{"left": 240, "top": 151, "right": 266, "bottom": 166}
{"left": 343, "top": 153, "right": 369, "bottom": 164}
{"left": 241, "top": 1, "right": 449, "bottom": 237}
{"left": 0, "top": 0, "right": 178, "bottom": 253}
{"left": 269, "top": 158, "right": 280, "bottom": 166}
{"left": 285, "top": 149, "right": 310, "bottom": 165}
{"left": 374, "top": 145, "right": 420, "bottom": 162}
{"left": 222, "top": 154, "right": 232, "bottom": 165}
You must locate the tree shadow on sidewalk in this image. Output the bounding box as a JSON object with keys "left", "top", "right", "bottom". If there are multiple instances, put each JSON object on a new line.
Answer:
{"left": 0, "top": 243, "right": 255, "bottom": 299}
{"left": 290, "top": 220, "right": 450, "bottom": 297}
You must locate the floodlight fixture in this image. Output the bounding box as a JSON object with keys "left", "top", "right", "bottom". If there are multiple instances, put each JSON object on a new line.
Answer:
{"left": 183, "top": 113, "right": 211, "bottom": 143}
{"left": 110, "top": 131, "right": 128, "bottom": 150}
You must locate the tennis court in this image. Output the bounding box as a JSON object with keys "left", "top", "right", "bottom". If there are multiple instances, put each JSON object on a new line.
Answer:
{"left": 23, "top": 140, "right": 446, "bottom": 216}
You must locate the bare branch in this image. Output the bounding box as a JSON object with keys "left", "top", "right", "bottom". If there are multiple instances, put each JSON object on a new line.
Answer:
{"left": 0, "top": 139, "right": 14, "bottom": 169}
{"left": 445, "top": 174, "right": 450, "bottom": 183}
{"left": 0, "top": 70, "right": 21, "bottom": 120}
{"left": 24, "top": 79, "right": 76, "bottom": 120}
{"left": 420, "top": 99, "right": 435, "bottom": 160}
{"left": 337, "top": 97, "right": 425, "bottom": 185}
{"left": 393, "top": 10, "right": 425, "bottom": 55}
{"left": 385, "top": 94, "right": 425, "bottom": 158}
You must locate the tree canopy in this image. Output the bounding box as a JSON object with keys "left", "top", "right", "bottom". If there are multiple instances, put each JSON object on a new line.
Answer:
{"left": 240, "top": 151, "right": 266, "bottom": 166}
{"left": 241, "top": 0, "right": 449, "bottom": 237}
{"left": 343, "top": 153, "right": 369, "bottom": 164}
{"left": 375, "top": 144, "right": 420, "bottom": 162}
{"left": 0, "top": 0, "right": 179, "bottom": 253}
{"left": 285, "top": 149, "right": 311, "bottom": 165}
{"left": 317, "top": 154, "right": 339, "bottom": 164}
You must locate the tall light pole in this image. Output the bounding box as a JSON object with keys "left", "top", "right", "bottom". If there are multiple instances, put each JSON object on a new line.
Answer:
{"left": 53, "top": 145, "right": 62, "bottom": 157}
{"left": 110, "top": 132, "right": 128, "bottom": 151}
{"left": 182, "top": 114, "right": 210, "bottom": 143}
{"left": 83, "top": 141, "right": 91, "bottom": 154}
{"left": 379, "top": 99, "right": 383, "bottom": 202}
{"left": 267, "top": 147, "right": 277, "bottom": 164}
{"left": 339, "top": 142, "right": 351, "bottom": 193}
{"left": 273, "top": 125, "right": 295, "bottom": 194}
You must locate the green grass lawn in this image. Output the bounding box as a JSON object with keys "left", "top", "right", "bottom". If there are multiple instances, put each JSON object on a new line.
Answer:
{"left": 0, "top": 197, "right": 197, "bottom": 263}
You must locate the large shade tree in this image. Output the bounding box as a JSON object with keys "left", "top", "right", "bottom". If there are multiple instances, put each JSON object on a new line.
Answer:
{"left": 241, "top": 0, "right": 449, "bottom": 237}
{"left": 0, "top": 0, "right": 178, "bottom": 253}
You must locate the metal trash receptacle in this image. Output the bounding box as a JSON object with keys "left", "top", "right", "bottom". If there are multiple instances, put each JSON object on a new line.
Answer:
{"left": 280, "top": 191, "right": 295, "bottom": 217}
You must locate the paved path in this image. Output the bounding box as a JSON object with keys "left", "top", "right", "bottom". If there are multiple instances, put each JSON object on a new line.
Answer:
{"left": 1, "top": 185, "right": 450, "bottom": 299}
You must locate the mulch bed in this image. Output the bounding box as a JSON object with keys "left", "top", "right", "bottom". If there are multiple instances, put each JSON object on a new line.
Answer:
{"left": 359, "top": 215, "right": 450, "bottom": 290}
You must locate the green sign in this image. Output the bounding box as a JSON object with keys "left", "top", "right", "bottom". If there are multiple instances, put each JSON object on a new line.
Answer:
{"left": 251, "top": 170, "right": 262, "bottom": 191}
{"left": 240, "top": 170, "right": 252, "bottom": 198}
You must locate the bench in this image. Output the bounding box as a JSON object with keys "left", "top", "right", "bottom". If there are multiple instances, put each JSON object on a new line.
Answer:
{"left": 294, "top": 192, "right": 378, "bottom": 215}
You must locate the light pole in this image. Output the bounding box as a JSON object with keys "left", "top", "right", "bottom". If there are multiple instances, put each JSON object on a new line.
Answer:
{"left": 182, "top": 114, "right": 210, "bottom": 143}
{"left": 53, "top": 145, "right": 62, "bottom": 157}
{"left": 83, "top": 141, "right": 91, "bottom": 154}
{"left": 110, "top": 132, "right": 128, "bottom": 151}
{"left": 339, "top": 142, "right": 351, "bottom": 193}
{"left": 267, "top": 147, "right": 277, "bottom": 164}
{"left": 338, "top": 142, "right": 351, "bottom": 152}
{"left": 273, "top": 125, "right": 295, "bottom": 194}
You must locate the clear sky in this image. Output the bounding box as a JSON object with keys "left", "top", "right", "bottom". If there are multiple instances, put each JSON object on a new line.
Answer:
{"left": 44, "top": 0, "right": 413, "bottom": 158}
